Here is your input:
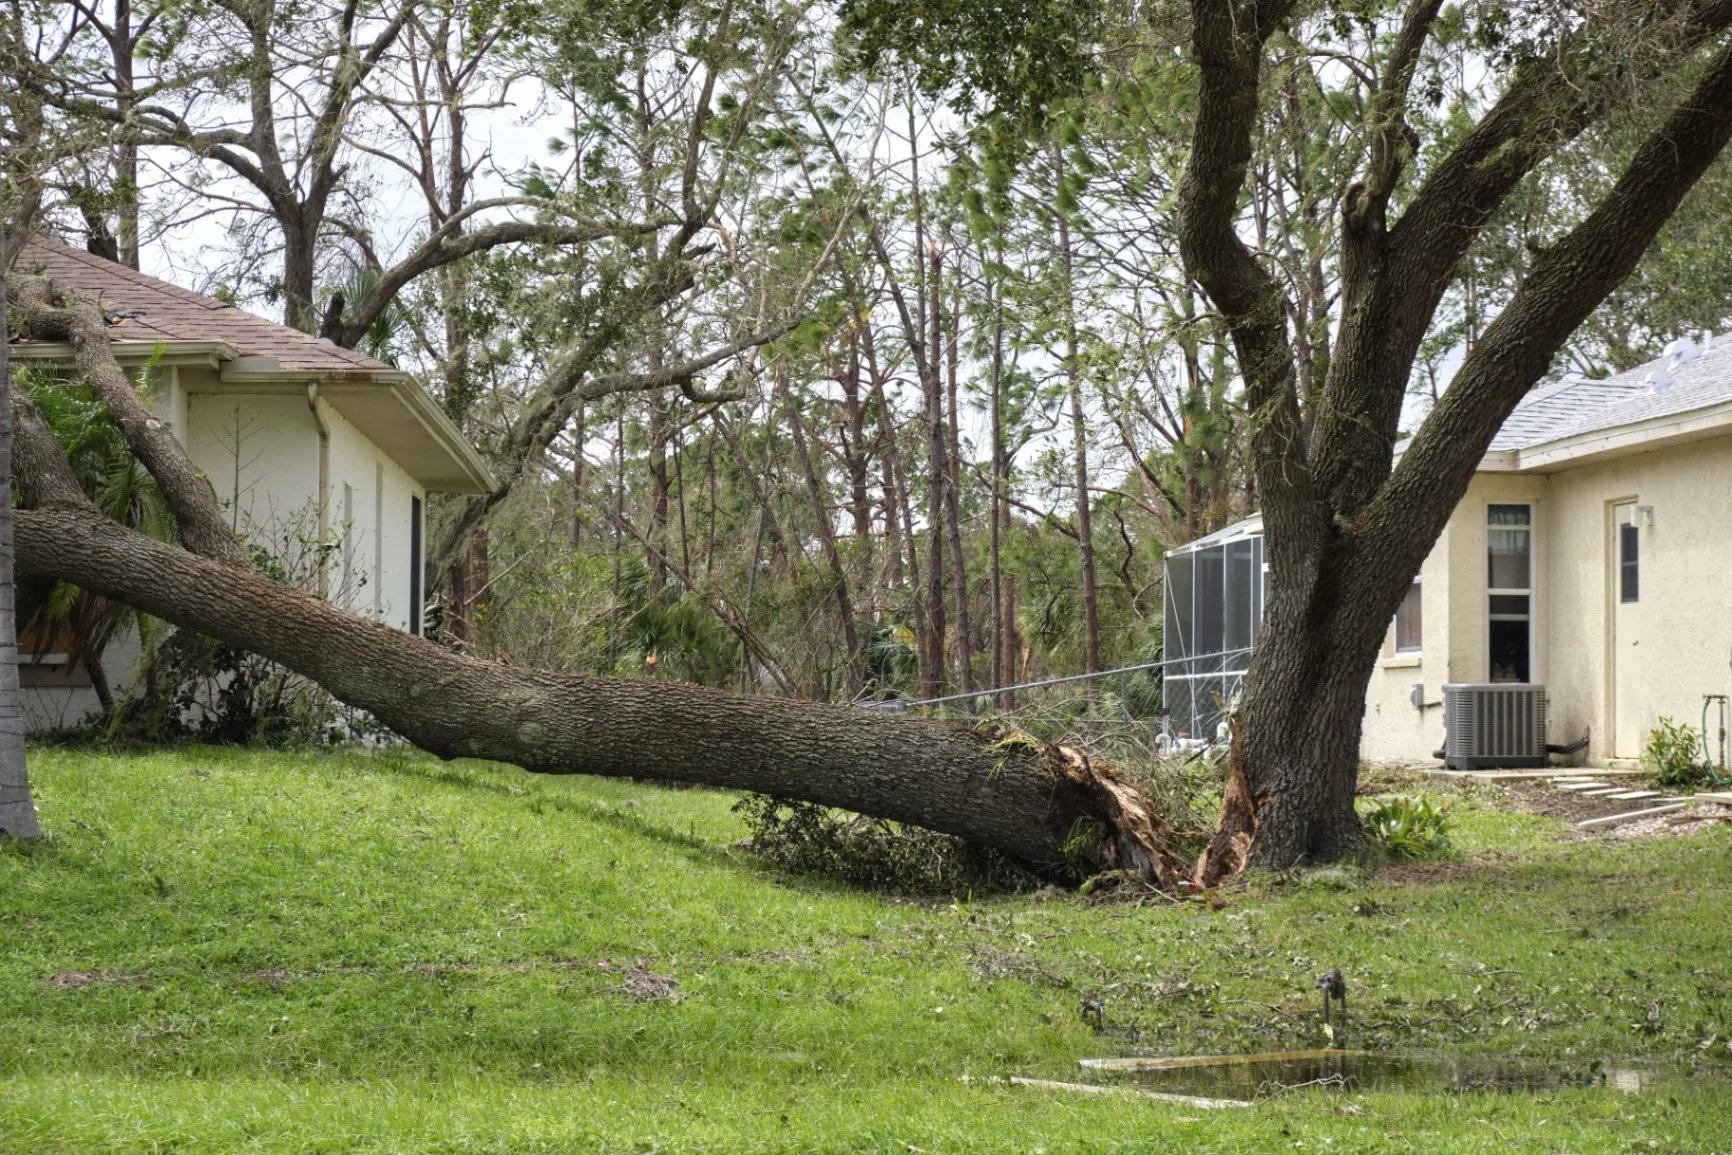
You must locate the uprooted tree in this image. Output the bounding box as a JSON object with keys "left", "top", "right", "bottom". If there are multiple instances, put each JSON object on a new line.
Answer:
{"left": 4, "top": 266, "right": 1182, "bottom": 880}
{"left": 848, "top": 0, "right": 1732, "bottom": 866}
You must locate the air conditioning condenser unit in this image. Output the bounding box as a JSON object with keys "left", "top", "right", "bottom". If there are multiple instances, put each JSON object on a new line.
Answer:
{"left": 1442, "top": 683, "right": 1548, "bottom": 770}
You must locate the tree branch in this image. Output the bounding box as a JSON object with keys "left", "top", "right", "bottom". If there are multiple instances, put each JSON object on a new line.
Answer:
{"left": 6, "top": 272, "right": 249, "bottom": 568}
{"left": 1370, "top": 34, "right": 1732, "bottom": 570}
{"left": 1176, "top": 0, "right": 1319, "bottom": 567}
{"left": 329, "top": 212, "right": 673, "bottom": 347}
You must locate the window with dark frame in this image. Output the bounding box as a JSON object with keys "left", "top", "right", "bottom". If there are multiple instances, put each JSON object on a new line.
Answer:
{"left": 1619, "top": 522, "right": 1639, "bottom": 603}
{"left": 1487, "top": 504, "right": 1532, "bottom": 683}
{"left": 409, "top": 495, "right": 423, "bottom": 636}
{"left": 1395, "top": 578, "right": 1422, "bottom": 653}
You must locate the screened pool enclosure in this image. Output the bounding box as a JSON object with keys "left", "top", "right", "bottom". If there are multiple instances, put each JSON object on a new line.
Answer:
{"left": 1162, "top": 515, "right": 1264, "bottom": 739}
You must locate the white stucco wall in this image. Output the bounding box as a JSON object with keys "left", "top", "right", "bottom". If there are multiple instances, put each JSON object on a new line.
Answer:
{"left": 25, "top": 372, "right": 428, "bottom": 732}
{"left": 324, "top": 402, "right": 424, "bottom": 632}
{"left": 1544, "top": 435, "right": 1732, "bottom": 763}
{"left": 1362, "top": 434, "right": 1732, "bottom": 764}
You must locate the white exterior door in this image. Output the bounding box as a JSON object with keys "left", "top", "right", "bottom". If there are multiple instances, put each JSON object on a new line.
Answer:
{"left": 1612, "top": 502, "right": 1643, "bottom": 759}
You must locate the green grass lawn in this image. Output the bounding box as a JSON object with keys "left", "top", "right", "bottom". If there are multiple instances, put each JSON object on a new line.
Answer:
{"left": 3, "top": 746, "right": 1730, "bottom": 1153}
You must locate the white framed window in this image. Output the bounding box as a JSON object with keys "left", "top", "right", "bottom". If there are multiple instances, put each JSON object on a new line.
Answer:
{"left": 1395, "top": 578, "right": 1422, "bottom": 653}
{"left": 1487, "top": 503, "right": 1533, "bottom": 682}
{"left": 340, "top": 482, "right": 355, "bottom": 605}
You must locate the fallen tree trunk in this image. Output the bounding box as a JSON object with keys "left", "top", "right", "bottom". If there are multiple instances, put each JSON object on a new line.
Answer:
{"left": 6, "top": 265, "right": 1182, "bottom": 884}
{"left": 14, "top": 502, "right": 1181, "bottom": 883}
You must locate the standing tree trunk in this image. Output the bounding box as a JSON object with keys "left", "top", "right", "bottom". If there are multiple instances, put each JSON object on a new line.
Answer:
{"left": 787, "top": 392, "right": 862, "bottom": 694}
{"left": 281, "top": 212, "right": 321, "bottom": 335}
{"left": 647, "top": 392, "right": 671, "bottom": 599}
{"left": 920, "top": 249, "right": 948, "bottom": 700}
{"left": 571, "top": 403, "right": 587, "bottom": 547}
{"left": 941, "top": 255, "right": 974, "bottom": 699}
{"left": 987, "top": 267, "right": 1004, "bottom": 698}
{"left": 1054, "top": 150, "right": 1099, "bottom": 676}
{"left": 0, "top": 221, "right": 41, "bottom": 839}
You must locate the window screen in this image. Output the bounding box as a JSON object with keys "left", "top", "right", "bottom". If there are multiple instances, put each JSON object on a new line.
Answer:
{"left": 1619, "top": 522, "right": 1639, "bottom": 603}
{"left": 1164, "top": 551, "right": 1193, "bottom": 660}
{"left": 1250, "top": 535, "right": 1264, "bottom": 641}
{"left": 1225, "top": 539, "right": 1255, "bottom": 659}
{"left": 1193, "top": 545, "right": 1225, "bottom": 669}
{"left": 1395, "top": 579, "right": 1422, "bottom": 652}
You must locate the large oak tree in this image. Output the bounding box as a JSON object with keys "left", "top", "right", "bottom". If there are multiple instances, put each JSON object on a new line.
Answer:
{"left": 849, "top": 0, "right": 1732, "bottom": 866}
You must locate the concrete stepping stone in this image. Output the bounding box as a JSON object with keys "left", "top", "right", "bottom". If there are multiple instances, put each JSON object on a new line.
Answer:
{"left": 1554, "top": 781, "right": 1612, "bottom": 791}
{"left": 1606, "top": 790, "right": 1661, "bottom": 800}
{"left": 1582, "top": 787, "right": 1629, "bottom": 796}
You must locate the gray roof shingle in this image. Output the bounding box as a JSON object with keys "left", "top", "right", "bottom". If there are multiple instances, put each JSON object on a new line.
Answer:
{"left": 13, "top": 236, "right": 393, "bottom": 375}
{"left": 1490, "top": 336, "right": 1732, "bottom": 451}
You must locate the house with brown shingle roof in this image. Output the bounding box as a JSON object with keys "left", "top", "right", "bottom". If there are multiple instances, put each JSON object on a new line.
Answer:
{"left": 11, "top": 236, "right": 493, "bottom": 730}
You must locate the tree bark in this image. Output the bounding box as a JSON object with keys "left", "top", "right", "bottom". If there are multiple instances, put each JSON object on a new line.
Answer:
{"left": 920, "top": 251, "right": 948, "bottom": 698}
{"left": 0, "top": 219, "right": 41, "bottom": 838}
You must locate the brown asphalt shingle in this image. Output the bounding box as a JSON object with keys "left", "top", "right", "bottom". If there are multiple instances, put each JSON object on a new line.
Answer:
{"left": 14, "top": 236, "right": 393, "bottom": 375}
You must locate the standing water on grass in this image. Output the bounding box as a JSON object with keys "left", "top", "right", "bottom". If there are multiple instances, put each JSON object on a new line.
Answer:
{"left": 1080, "top": 1051, "right": 1686, "bottom": 1099}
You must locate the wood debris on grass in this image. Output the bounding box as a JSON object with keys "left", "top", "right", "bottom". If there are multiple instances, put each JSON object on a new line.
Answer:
{"left": 959, "top": 1073, "right": 1251, "bottom": 1110}
{"left": 1078, "top": 1048, "right": 1364, "bottom": 1072}
{"left": 1600, "top": 802, "right": 1732, "bottom": 841}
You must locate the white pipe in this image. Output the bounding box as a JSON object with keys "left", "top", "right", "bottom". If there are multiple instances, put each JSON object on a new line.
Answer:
{"left": 307, "top": 383, "right": 330, "bottom": 597}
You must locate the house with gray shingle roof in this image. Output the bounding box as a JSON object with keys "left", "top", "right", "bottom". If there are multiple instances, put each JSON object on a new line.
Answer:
{"left": 10, "top": 236, "right": 494, "bottom": 731}
{"left": 1164, "top": 335, "right": 1732, "bottom": 767}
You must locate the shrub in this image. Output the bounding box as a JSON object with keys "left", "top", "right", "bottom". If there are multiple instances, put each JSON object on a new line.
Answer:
{"left": 110, "top": 628, "right": 378, "bottom": 747}
{"left": 1643, "top": 716, "right": 1708, "bottom": 790}
{"left": 732, "top": 795, "right": 1036, "bottom": 895}
{"left": 1360, "top": 794, "right": 1454, "bottom": 861}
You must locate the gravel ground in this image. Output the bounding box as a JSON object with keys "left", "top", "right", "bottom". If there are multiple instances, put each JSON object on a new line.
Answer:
{"left": 1599, "top": 801, "right": 1732, "bottom": 841}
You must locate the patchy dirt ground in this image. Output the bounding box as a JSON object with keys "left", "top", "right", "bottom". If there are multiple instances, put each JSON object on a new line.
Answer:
{"left": 1503, "top": 779, "right": 1663, "bottom": 824}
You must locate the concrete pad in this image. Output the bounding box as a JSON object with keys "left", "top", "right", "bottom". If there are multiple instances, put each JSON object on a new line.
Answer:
{"left": 1554, "top": 782, "right": 1612, "bottom": 791}
{"left": 1582, "top": 788, "right": 1628, "bottom": 796}
{"left": 1697, "top": 792, "right": 1732, "bottom": 804}
{"left": 1606, "top": 791, "right": 1661, "bottom": 800}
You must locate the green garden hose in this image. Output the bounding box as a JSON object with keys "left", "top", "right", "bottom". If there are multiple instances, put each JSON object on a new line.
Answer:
{"left": 1705, "top": 697, "right": 1731, "bottom": 787}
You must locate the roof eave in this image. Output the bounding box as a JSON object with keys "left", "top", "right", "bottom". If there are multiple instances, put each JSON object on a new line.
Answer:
{"left": 10, "top": 337, "right": 239, "bottom": 368}
{"left": 209, "top": 368, "right": 493, "bottom": 494}
{"left": 1505, "top": 399, "right": 1732, "bottom": 472}
{"left": 390, "top": 378, "right": 496, "bottom": 494}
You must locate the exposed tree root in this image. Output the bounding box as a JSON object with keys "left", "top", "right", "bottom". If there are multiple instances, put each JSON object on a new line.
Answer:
{"left": 1192, "top": 714, "right": 1262, "bottom": 890}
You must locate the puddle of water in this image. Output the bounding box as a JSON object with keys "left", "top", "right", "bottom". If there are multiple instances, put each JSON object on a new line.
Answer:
{"left": 1083, "top": 1051, "right": 1676, "bottom": 1098}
